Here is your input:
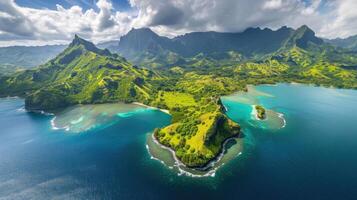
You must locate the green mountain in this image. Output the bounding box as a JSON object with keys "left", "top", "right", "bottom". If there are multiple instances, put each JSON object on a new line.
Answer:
{"left": 115, "top": 26, "right": 294, "bottom": 58}
{"left": 1, "top": 26, "right": 357, "bottom": 168}
{"left": 0, "top": 45, "right": 66, "bottom": 73}
{"left": 111, "top": 25, "right": 357, "bottom": 88}
{"left": 0, "top": 35, "right": 157, "bottom": 111}
{"left": 325, "top": 35, "right": 357, "bottom": 51}
{"left": 281, "top": 25, "right": 323, "bottom": 49}
{"left": 110, "top": 25, "right": 354, "bottom": 72}
{"left": 0, "top": 35, "right": 243, "bottom": 167}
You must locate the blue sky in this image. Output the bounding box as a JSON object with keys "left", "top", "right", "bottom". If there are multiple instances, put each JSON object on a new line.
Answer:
{"left": 0, "top": 0, "right": 356, "bottom": 46}
{"left": 15, "top": 0, "right": 318, "bottom": 10}
{"left": 15, "top": 0, "right": 131, "bottom": 11}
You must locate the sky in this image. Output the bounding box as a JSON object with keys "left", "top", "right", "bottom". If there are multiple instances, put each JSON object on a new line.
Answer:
{"left": 0, "top": 0, "right": 356, "bottom": 46}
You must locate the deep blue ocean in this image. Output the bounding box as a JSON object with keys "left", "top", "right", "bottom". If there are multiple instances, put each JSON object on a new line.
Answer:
{"left": 1, "top": 84, "right": 357, "bottom": 200}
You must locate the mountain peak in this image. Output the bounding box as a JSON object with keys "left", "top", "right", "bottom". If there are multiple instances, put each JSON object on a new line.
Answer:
{"left": 296, "top": 25, "right": 314, "bottom": 34}
{"left": 129, "top": 27, "right": 155, "bottom": 33}
{"left": 117, "top": 27, "right": 168, "bottom": 57}
{"left": 243, "top": 27, "right": 263, "bottom": 33}
{"left": 283, "top": 25, "right": 323, "bottom": 49}
{"left": 70, "top": 35, "right": 94, "bottom": 48}
{"left": 126, "top": 27, "right": 159, "bottom": 38}
{"left": 68, "top": 34, "right": 112, "bottom": 57}
{"left": 278, "top": 26, "right": 293, "bottom": 32}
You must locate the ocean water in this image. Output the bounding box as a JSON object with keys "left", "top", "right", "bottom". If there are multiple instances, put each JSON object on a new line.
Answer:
{"left": 1, "top": 83, "right": 357, "bottom": 199}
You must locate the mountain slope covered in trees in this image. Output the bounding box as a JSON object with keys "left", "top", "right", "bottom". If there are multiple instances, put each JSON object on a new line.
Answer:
{"left": 325, "top": 35, "right": 357, "bottom": 52}
{"left": 1, "top": 25, "right": 357, "bottom": 168}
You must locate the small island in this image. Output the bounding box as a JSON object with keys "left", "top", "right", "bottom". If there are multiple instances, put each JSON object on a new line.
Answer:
{"left": 255, "top": 105, "right": 266, "bottom": 120}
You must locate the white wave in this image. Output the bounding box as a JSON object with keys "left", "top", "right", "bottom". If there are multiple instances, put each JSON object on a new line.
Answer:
{"left": 278, "top": 112, "right": 287, "bottom": 128}
{"left": 251, "top": 105, "right": 259, "bottom": 120}
{"left": 147, "top": 133, "right": 241, "bottom": 178}
{"left": 50, "top": 117, "right": 59, "bottom": 130}
{"left": 6, "top": 96, "right": 19, "bottom": 99}
{"left": 51, "top": 116, "right": 70, "bottom": 132}
{"left": 70, "top": 116, "right": 84, "bottom": 125}
{"left": 146, "top": 144, "right": 168, "bottom": 166}
{"left": 16, "top": 106, "right": 26, "bottom": 113}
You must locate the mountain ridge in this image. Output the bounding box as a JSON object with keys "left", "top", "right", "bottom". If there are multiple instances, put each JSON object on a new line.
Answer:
{"left": 1, "top": 27, "right": 357, "bottom": 168}
{"left": 111, "top": 25, "right": 326, "bottom": 67}
{"left": 325, "top": 35, "right": 357, "bottom": 51}
{"left": 0, "top": 36, "right": 154, "bottom": 110}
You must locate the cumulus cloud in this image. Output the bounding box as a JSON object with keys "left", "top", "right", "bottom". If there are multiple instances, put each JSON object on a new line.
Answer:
{"left": 318, "top": 0, "right": 357, "bottom": 38}
{"left": 129, "top": 0, "right": 357, "bottom": 39}
{"left": 129, "top": 0, "right": 318, "bottom": 36}
{"left": 0, "top": 0, "right": 133, "bottom": 46}
{"left": 95, "top": 0, "right": 115, "bottom": 31}
{"left": 0, "top": 0, "right": 356, "bottom": 46}
{"left": 0, "top": 0, "right": 35, "bottom": 37}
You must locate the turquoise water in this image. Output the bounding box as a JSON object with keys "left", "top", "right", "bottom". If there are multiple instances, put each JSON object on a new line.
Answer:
{"left": 1, "top": 84, "right": 357, "bottom": 199}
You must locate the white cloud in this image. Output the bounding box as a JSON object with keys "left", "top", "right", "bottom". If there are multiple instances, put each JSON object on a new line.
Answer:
{"left": 263, "top": 0, "right": 284, "bottom": 10}
{"left": 129, "top": 0, "right": 315, "bottom": 36}
{"left": 0, "top": 0, "right": 35, "bottom": 37}
{"left": 318, "top": 0, "right": 357, "bottom": 39}
{"left": 95, "top": 0, "right": 115, "bottom": 31}
{"left": 0, "top": 0, "right": 133, "bottom": 46}
{"left": 0, "top": 0, "right": 356, "bottom": 46}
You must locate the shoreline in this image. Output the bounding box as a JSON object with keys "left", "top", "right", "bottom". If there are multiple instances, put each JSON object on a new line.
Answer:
{"left": 251, "top": 105, "right": 287, "bottom": 129}
{"left": 50, "top": 116, "right": 70, "bottom": 131}
{"left": 132, "top": 102, "right": 170, "bottom": 115}
{"left": 148, "top": 133, "right": 240, "bottom": 177}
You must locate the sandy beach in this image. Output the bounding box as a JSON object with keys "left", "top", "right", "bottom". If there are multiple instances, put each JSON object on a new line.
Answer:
{"left": 132, "top": 102, "right": 170, "bottom": 115}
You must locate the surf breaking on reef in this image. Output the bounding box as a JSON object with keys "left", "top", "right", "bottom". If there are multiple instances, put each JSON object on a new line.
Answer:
{"left": 146, "top": 133, "right": 242, "bottom": 178}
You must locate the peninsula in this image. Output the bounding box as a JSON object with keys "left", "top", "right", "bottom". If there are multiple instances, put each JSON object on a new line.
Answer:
{"left": 1, "top": 25, "right": 357, "bottom": 168}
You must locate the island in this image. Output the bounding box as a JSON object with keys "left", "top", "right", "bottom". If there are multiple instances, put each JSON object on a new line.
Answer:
{"left": 255, "top": 105, "right": 266, "bottom": 120}
{"left": 1, "top": 27, "right": 357, "bottom": 169}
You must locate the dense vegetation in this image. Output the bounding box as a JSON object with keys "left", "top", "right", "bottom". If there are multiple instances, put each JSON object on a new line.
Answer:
{"left": 1, "top": 25, "right": 357, "bottom": 168}
{"left": 0, "top": 35, "right": 159, "bottom": 111}
{"left": 255, "top": 105, "right": 266, "bottom": 120}
{"left": 325, "top": 35, "right": 357, "bottom": 52}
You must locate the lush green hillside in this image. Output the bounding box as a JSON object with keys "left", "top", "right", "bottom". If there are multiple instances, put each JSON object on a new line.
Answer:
{"left": 0, "top": 36, "right": 243, "bottom": 167}
{"left": 1, "top": 26, "right": 357, "bottom": 168}
{"left": 151, "top": 73, "right": 243, "bottom": 167}
{"left": 325, "top": 35, "right": 357, "bottom": 52}
{"left": 114, "top": 26, "right": 294, "bottom": 62}
{"left": 0, "top": 35, "right": 158, "bottom": 111}
{"left": 0, "top": 45, "right": 65, "bottom": 71}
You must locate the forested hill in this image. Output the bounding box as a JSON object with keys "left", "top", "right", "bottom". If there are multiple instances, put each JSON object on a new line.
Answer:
{"left": 325, "top": 35, "right": 357, "bottom": 52}
{"left": 0, "top": 35, "right": 244, "bottom": 168}
{"left": 112, "top": 25, "right": 323, "bottom": 61}
{"left": 0, "top": 35, "right": 157, "bottom": 111}
{"left": 1, "top": 28, "right": 357, "bottom": 168}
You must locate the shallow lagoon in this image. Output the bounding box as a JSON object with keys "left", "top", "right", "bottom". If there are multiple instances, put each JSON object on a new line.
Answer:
{"left": 1, "top": 83, "right": 357, "bottom": 199}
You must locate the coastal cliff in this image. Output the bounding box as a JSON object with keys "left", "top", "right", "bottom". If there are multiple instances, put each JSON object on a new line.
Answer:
{"left": 154, "top": 98, "right": 240, "bottom": 168}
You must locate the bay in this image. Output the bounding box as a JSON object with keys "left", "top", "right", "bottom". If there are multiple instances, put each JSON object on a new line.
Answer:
{"left": 1, "top": 83, "right": 357, "bottom": 199}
